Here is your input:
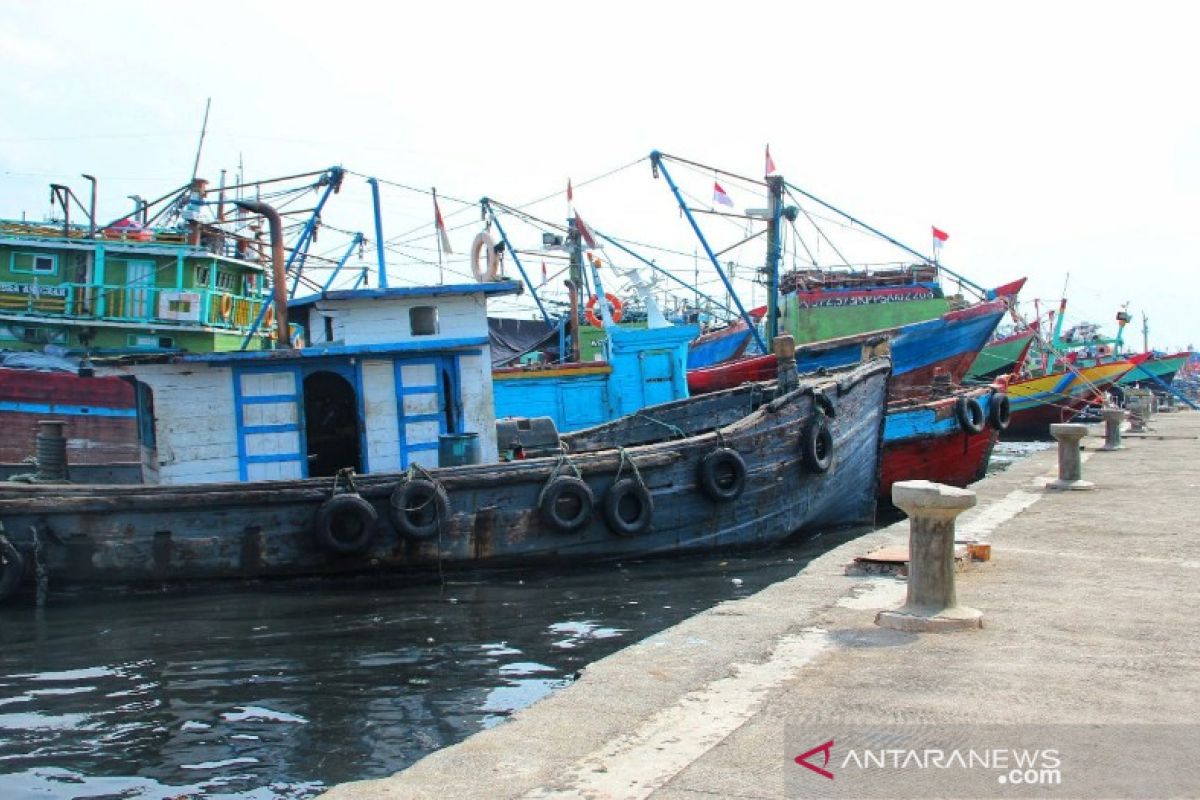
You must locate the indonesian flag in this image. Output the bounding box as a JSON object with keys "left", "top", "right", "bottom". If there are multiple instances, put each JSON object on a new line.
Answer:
{"left": 567, "top": 178, "right": 574, "bottom": 204}
{"left": 713, "top": 181, "right": 734, "bottom": 208}
{"left": 575, "top": 212, "right": 597, "bottom": 249}
{"left": 540, "top": 260, "right": 548, "bottom": 287}
{"left": 931, "top": 226, "right": 948, "bottom": 260}
{"left": 765, "top": 144, "right": 777, "bottom": 175}
{"left": 434, "top": 196, "right": 452, "bottom": 254}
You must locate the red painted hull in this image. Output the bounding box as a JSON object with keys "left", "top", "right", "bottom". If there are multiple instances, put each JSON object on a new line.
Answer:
{"left": 0, "top": 369, "right": 138, "bottom": 466}
{"left": 880, "top": 389, "right": 999, "bottom": 500}
{"left": 881, "top": 429, "right": 997, "bottom": 500}
{"left": 1004, "top": 396, "right": 1100, "bottom": 437}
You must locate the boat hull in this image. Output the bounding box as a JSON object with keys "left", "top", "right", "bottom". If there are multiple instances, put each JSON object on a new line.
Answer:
{"left": 0, "top": 359, "right": 891, "bottom": 600}
{"left": 689, "top": 299, "right": 1006, "bottom": 399}
{"left": 1005, "top": 360, "right": 1133, "bottom": 436}
{"left": 880, "top": 386, "right": 1000, "bottom": 500}
{"left": 965, "top": 330, "right": 1037, "bottom": 382}
{"left": 0, "top": 368, "right": 140, "bottom": 477}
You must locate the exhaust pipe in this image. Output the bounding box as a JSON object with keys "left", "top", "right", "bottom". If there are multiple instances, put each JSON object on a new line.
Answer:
{"left": 234, "top": 199, "right": 289, "bottom": 348}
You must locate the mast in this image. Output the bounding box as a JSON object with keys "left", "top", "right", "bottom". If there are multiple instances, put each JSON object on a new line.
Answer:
{"left": 566, "top": 219, "right": 582, "bottom": 363}
{"left": 765, "top": 175, "right": 784, "bottom": 343}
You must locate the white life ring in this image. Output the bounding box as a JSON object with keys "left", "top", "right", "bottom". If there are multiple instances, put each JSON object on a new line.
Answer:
{"left": 471, "top": 232, "right": 499, "bottom": 282}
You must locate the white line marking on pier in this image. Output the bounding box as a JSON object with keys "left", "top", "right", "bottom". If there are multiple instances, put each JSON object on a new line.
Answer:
{"left": 523, "top": 628, "right": 832, "bottom": 800}
{"left": 523, "top": 477, "right": 1053, "bottom": 799}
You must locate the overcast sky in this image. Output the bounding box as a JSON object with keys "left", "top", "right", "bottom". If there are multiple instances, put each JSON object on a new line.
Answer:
{"left": 2, "top": 1, "right": 1196, "bottom": 350}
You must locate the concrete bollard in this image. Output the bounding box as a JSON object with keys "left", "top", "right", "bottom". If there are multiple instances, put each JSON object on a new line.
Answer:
{"left": 1100, "top": 407, "right": 1125, "bottom": 451}
{"left": 876, "top": 480, "right": 982, "bottom": 633}
{"left": 1048, "top": 423, "right": 1094, "bottom": 490}
{"left": 1128, "top": 396, "right": 1146, "bottom": 432}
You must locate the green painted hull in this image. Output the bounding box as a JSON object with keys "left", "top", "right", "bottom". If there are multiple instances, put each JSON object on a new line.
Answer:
{"left": 783, "top": 295, "right": 950, "bottom": 343}
{"left": 965, "top": 331, "right": 1036, "bottom": 381}
{"left": 1117, "top": 354, "right": 1190, "bottom": 386}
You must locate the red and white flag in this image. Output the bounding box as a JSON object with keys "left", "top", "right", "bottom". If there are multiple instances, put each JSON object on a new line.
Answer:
{"left": 713, "top": 181, "right": 734, "bottom": 208}
{"left": 575, "top": 212, "right": 597, "bottom": 249}
{"left": 765, "top": 144, "right": 777, "bottom": 175}
{"left": 540, "top": 260, "right": 548, "bottom": 287}
{"left": 931, "top": 226, "right": 948, "bottom": 259}
{"left": 567, "top": 178, "right": 574, "bottom": 205}
{"left": 434, "top": 196, "right": 452, "bottom": 254}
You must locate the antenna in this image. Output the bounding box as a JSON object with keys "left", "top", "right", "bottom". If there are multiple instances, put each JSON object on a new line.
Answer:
{"left": 191, "top": 98, "right": 212, "bottom": 183}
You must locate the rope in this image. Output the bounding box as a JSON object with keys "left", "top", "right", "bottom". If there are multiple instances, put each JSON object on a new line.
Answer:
{"left": 613, "top": 447, "right": 647, "bottom": 491}
{"left": 630, "top": 412, "right": 687, "bottom": 440}
{"left": 331, "top": 466, "right": 359, "bottom": 496}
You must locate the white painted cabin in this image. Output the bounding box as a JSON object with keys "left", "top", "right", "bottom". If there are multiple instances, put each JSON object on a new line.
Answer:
{"left": 106, "top": 282, "right": 522, "bottom": 485}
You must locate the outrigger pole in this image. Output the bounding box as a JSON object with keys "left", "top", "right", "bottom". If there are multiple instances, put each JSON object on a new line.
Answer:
{"left": 322, "top": 232, "right": 366, "bottom": 292}
{"left": 367, "top": 177, "right": 389, "bottom": 289}
{"left": 651, "top": 151, "right": 768, "bottom": 355}
{"left": 286, "top": 167, "right": 346, "bottom": 298}
{"left": 779, "top": 180, "right": 991, "bottom": 300}
{"left": 239, "top": 167, "right": 346, "bottom": 350}
{"left": 481, "top": 198, "right": 554, "bottom": 326}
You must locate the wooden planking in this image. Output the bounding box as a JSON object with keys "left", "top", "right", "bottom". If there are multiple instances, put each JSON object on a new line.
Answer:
{"left": 459, "top": 351, "right": 499, "bottom": 462}
{"left": 337, "top": 296, "right": 487, "bottom": 345}
{"left": 362, "top": 359, "right": 401, "bottom": 471}
{"left": 135, "top": 363, "right": 241, "bottom": 484}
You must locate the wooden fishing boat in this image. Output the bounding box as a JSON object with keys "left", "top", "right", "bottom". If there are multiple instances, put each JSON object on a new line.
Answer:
{"left": 965, "top": 328, "right": 1037, "bottom": 382}
{"left": 0, "top": 355, "right": 890, "bottom": 603}
{"left": 880, "top": 382, "right": 1007, "bottom": 501}
{"left": 1004, "top": 359, "right": 1136, "bottom": 436}
{"left": 687, "top": 297, "right": 1008, "bottom": 398}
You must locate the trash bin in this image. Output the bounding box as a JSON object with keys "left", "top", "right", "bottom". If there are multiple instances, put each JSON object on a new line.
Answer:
{"left": 438, "top": 432, "right": 481, "bottom": 467}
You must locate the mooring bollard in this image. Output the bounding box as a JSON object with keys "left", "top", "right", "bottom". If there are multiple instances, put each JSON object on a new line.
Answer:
{"left": 1127, "top": 394, "right": 1146, "bottom": 432}
{"left": 774, "top": 334, "right": 798, "bottom": 392}
{"left": 35, "top": 420, "right": 69, "bottom": 482}
{"left": 1100, "top": 406, "right": 1125, "bottom": 451}
{"left": 876, "top": 480, "right": 982, "bottom": 633}
{"left": 1048, "top": 423, "right": 1094, "bottom": 490}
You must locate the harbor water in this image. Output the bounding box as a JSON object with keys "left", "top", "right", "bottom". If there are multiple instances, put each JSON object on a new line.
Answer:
{"left": 0, "top": 526, "right": 873, "bottom": 799}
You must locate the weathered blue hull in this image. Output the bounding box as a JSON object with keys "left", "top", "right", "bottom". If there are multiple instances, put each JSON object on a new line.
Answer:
{"left": 0, "top": 359, "right": 891, "bottom": 601}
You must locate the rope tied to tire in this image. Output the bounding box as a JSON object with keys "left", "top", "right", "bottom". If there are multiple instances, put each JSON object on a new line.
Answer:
{"left": 389, "top": 463, "right": 451, "bottom": 542}
{"left": 313, "top": 467, "right": 378, "bottom": 555}
{"left": 604, "top": 449, "right": 654, "bottom": 537}
{"left": 538, "top": 449, "right": 593, "bottom": 533}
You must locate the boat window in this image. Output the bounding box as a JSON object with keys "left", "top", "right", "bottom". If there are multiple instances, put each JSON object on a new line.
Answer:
{"left": 410, "top": 306, "right": 438, "bottom": 336}
{"left": 10, "top": 252, "right": 59, "bottom": 276}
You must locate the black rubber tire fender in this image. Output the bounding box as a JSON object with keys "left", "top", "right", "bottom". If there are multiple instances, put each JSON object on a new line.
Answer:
{"left": 697, "top": 447, "right": 747, "bottom": 503}
{"left": 314, "top": 493, "right": 379, "bottom": 555}
{"left": 956, "top": 396, "right": 987, "bottom": 435}
{"left": 0, "top": 536, "right": 24, "bottom": 602}
{"left": 800, "top": 417, "right": 834, "bottom": 473}
{"left": 603, "top": 478, "right": 653, "bottom": 537}
{"left": 538, "top": 476, "right": 594, "bottom": 533}
{"left": 988, "top": 392, "right": 1012, "bottom": 431}
{"left": 389, "top": 479, "right": 451, "bottom": 542}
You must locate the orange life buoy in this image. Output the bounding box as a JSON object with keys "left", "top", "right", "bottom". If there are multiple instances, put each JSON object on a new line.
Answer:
{"left": 220, "top": 293, "right": 233, "bottom": 320}
{"left": 585, "top": 293, "right": 623, "bottom": 327}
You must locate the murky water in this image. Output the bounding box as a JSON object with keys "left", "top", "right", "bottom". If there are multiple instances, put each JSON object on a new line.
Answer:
{"left": 988, "top": 439, "right": 1055, "bottom": 474}
{"left": 0, "top": 527, "right": 873, "bottom": 799}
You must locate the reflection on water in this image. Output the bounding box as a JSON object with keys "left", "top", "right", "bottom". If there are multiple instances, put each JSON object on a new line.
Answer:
{"left": 0, "top": 527, "right": 871, "bottom": 799}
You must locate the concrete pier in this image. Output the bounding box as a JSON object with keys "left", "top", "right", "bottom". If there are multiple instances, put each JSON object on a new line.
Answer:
{"left": 322, "top": 413, "right": 1200, "bottom": 800}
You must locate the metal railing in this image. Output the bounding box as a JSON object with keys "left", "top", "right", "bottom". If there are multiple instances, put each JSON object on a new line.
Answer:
{"left": 0, "top": 280, "right": 269, "bottom": 334}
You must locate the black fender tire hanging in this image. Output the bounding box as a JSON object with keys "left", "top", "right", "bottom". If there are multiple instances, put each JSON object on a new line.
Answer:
{"left": 603, "top": 478, "right": 653, "bottom": 537}
{"left": 955, "top": 396, "right": 987, "bottom": 435}
{"left": 988, "top": 393, "right": 1012, "bottom": 431}
{"left": 539, "top": 476, "right": 594, "bottom": 533}
{"left": 697, "top": 447, "right": 747, "bottom": 502}
{"left": 389, "top": 479, "right": 451, "bottom": 542}
{"left": 0, "top": 536, "right": 24, "bottom": 602}
{"left": 313, "top": 493, "right": 378, "bottom": 555}
{"left": 801, "top": 417, "right": 834, "bottom": 473}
